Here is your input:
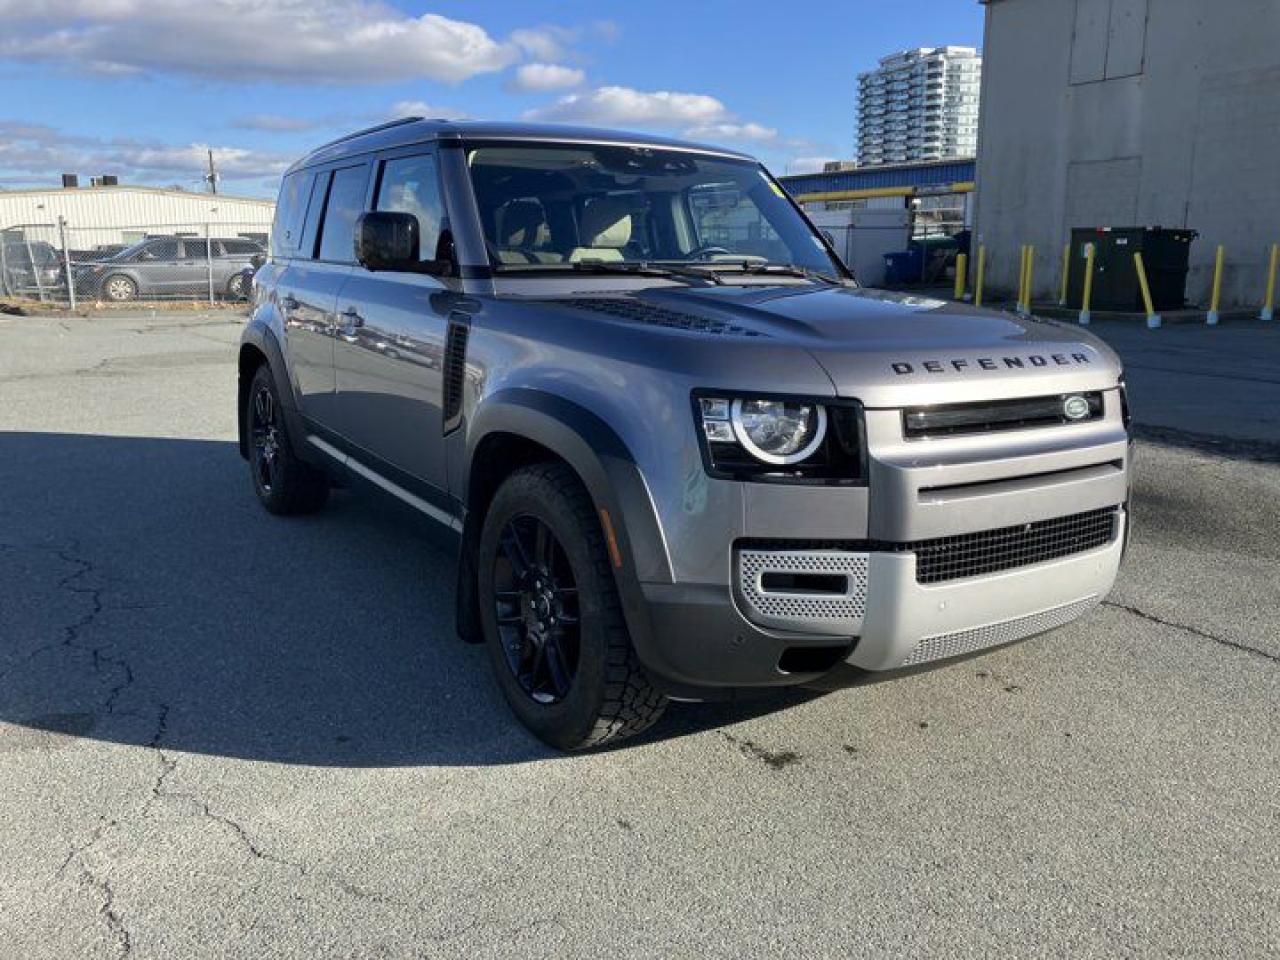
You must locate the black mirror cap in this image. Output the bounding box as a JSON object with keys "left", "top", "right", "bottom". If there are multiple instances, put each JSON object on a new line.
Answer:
{"left": 356, "top": 211, "right": 420, "bottom": 271}
{"left": 249, "top": 253, "right": 266, "bottom": 269}
{"left": 355, "top": 211, "right": 453, "bottom": 276}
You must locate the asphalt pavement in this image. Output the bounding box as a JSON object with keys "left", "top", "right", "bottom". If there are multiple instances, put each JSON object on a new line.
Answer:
{"left": 0, "top": 310, "right": 1277, "bottom": 958}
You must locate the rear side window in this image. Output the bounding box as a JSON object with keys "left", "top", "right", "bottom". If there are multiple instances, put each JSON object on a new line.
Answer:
{"left": 272, "top": 170, "right": 315, "bottom": 258}
{"left": 317, "top": 165, "right": 369, "bottom": 263}
{"left": 376, "top": 153, "right": 443, "bottom": 262}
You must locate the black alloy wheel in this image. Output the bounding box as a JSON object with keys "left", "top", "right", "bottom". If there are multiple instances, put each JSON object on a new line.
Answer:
{"left": 492, "top": 514, "right": 582, "bottom": 704}
{"left": 477, "top": 463, "right": 666, "bottom": 750}
{"left": 244, "top": 364, "right": 328, "bottom": 515}
{"left": 250, "top": 380, "right": 282, "bottom": 495}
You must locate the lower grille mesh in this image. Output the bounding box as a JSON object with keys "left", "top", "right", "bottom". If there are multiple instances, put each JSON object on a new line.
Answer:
{"left": 901, "top": 596, "right": 1100, "bottom": 667}
{"left": 906, "top": 508, "right": 1118, "bottom": 584}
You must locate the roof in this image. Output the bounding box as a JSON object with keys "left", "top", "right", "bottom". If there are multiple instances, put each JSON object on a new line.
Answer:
{"left": 0, "top": 184, "right": 272, "bottom": 204}
{"left": 287, "top": 118, "right": 758, "bottom": 175}
{"left": 778, "top": 158, "right": 976, "bottom": 197}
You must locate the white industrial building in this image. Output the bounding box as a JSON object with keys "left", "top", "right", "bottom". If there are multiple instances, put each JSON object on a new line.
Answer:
{"left": 974, "top": 0, "right": 1280, "bottom": 308}
{"left": 857, "top": 47, "right": 982, "bottom": 167}
{"left": 0, "top": 185, "right": 274, "bottom": 253}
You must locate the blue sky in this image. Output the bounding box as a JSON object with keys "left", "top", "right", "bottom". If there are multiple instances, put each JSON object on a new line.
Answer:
{"left": 0, "top": 1, "right": 983, "bottom": 197}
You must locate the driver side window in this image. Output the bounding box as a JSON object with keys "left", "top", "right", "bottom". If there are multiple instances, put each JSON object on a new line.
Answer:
{"left": 376, "top": 153, "right": 443, "bottom": 262}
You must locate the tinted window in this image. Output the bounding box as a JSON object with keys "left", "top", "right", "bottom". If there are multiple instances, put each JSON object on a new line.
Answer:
{"left": 272, "top": 170, "right": 315, "bottom": 257}
{"left": 317, "top": 165, "right": 369, "bottom": 263}
{"left": 222, "top": 239, "right": 257, "bottom": 255}
{"left": 376, "top": 153, "right": 443, "bottom": 262}
{"left": 140, "top": 239, "right": 180, "bottom": 261}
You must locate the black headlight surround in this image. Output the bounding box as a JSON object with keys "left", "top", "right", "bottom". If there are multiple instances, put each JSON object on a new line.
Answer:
{"left": 691, "top": 389, "right": 867, "bottom": 486}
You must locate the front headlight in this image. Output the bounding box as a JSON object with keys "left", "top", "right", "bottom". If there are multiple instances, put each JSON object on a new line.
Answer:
{"left": 695, "top": 392, "right": 865, "bottom": 484}
{"left": 731, "top": 398, "right": 826, "bottom": 464}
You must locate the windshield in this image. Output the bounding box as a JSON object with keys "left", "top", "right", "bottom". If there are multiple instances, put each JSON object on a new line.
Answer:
{"left": 465, "top": 142, "right": 842, "bottom": 277}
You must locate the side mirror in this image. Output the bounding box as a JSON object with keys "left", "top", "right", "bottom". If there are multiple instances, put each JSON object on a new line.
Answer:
{"left": 355, "top": 211, "right": 452, "bottom": 276}
{"left": 250, "top": 253, "right": 266, "bottom": 270}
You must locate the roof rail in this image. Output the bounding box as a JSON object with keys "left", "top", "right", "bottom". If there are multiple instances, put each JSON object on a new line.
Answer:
{"left": 311, "top": 116, "right": 425, "bottom": 152}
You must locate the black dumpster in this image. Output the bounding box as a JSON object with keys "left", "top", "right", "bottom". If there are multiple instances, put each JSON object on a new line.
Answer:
{"left": 1066, "top": 227, "right": 1196, "bottom": 312}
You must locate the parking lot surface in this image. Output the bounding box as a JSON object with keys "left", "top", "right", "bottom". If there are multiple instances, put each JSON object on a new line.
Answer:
{"left": 1, "top": 311, "right": 1277, "bottom": 958}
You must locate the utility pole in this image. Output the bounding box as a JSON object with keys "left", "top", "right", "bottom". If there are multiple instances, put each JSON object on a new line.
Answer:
{"left": 206, "top": 148, "right": 218, "bottom": 195}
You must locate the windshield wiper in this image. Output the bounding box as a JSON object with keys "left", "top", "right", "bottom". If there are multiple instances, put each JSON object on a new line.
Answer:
{"left": 495, "top": 260, "right": 723, "bottom": 285}
{"left": 735, "top": 261, "right": 845, "bottom": 286}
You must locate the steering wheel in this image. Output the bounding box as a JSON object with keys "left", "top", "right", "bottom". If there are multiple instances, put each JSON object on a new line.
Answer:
{"left": 686, "top": 244, "right": 732, "bottom": 261}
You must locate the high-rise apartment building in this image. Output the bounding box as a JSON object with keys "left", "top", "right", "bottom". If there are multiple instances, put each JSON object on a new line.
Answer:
{"left": 857, "top": 47, "right": 982, "bottom": 167}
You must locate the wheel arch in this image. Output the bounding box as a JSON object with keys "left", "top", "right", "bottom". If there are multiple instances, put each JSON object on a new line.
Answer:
{"left": 237, "top": 322, "right": 308, "bottom": 462}
{"left": 454, "top": 388, "right": 673, "bottom": 656}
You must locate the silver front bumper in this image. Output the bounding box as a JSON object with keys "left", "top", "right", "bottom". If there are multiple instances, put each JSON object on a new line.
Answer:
{"left": 734, "top": 511, "right": 1125, "bottom": 671}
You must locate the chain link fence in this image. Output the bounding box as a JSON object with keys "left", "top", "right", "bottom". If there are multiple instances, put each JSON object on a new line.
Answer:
{"left": 1, "top": 220, "right": 271, "bottom": 307}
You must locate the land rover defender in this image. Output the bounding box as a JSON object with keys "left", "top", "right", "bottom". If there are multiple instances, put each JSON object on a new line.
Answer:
{"left": 238, "top": 119, "right": 1130, "bottom": 749}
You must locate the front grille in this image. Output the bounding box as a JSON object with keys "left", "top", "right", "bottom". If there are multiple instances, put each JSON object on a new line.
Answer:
{"left": 903, "top": 392, "right": 1104, "bottom": 439}
{"left": 905, "top": 507, "right": 1118, "bottom": 584}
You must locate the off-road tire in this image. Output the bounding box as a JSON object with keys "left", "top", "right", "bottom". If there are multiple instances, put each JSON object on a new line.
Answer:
{"left": 245, "top": 363, "right": 329, "bottom": 515}
{"left": 478, "top": 463, "right": 667, "bottom": 750}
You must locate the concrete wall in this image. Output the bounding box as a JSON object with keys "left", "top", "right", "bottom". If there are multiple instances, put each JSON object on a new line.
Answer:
{"left": 974, "top": 0, "right": 1280, "bottom": 308}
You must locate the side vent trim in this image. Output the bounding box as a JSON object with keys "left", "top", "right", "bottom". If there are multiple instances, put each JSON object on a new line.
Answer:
{"left": 442, "top": 314, "right": 470, "bottom": 434}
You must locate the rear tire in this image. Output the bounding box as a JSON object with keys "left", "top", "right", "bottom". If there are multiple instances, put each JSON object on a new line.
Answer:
{"left": 478, "top": 463, "right": 666, "bottom": 750}
{"left": 245, "top": 364, "right": 329, "bottom": 515}
{"left": 228, "top": 272, "right": 249, "bottom": 300}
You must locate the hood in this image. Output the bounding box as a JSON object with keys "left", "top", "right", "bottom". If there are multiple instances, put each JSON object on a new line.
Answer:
{"left": 604, "top": 284, "right": 1124, "bottom": 408}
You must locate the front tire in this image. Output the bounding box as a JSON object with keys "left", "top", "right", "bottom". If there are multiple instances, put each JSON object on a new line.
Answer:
{"left": 478, "top": 464, "right": 666, "bottom": 750}
{"left": 245, "top": 364, "right": 329, "bottom": 515}
{"left": 102, "top": 274, "right": 137, "bottom": 302}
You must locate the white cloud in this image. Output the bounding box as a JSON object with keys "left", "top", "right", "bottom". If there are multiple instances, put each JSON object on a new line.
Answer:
{"left": 0, "top": 1, "right": 554, "bottom": 84}
{"left": 511, "top": 63, "right": 585, "bottom": 93}
{"left": 234, "top": 114, "right": 323, "bottom": 133}
{"left": 684, "top": 122, "right": 779, "bottom": 144}
{"left": 386, "top": 100, "right": 468, "bottom": 120}
{"left": 784, "top": 156, "right": 839, "bottom": 175}
{"left": 525, "top": 85, "right": 728, "bottom": 126}
{"left": 0, "top": 121, "right": 291, "bottom": 190}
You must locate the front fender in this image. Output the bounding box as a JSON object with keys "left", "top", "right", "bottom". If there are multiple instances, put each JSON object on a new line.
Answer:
{"left": 465, "top": 387, "right": 672, "bottom": 585}
{"left": 463, "top": 388, "right": 694, "bottom": 686}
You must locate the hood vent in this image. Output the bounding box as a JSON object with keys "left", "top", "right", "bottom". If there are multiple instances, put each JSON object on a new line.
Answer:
{"left": 550, "top": 298, "right": 768, "bottom": 337}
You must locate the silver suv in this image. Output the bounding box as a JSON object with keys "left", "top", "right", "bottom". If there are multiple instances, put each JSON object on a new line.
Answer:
{"left": 238, "top": 119, "right": 1131, "bottom": 750}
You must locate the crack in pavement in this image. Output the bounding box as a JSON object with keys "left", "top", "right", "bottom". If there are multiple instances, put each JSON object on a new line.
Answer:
{"left": 1103, "top": 599, "right": 1280, "bottom": 665}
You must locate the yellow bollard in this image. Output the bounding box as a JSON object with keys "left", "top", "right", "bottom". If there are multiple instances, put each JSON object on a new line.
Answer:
{"left": 954, "top": 252, "right": 968, "bottom": 301}
{"left": 1059, "top": 242, "right": 1071, "bottom": 306}
{"left": 1207, "top": 244, "right": 1225, "bottom": 325}
{"left": 1017, "top": 245, "right": 1029, "bottom": 314}
{"left": 974, "top": 245, "right": 987, "bottom": 307}
{"left": 1079, "top": 243, "right": 1096, "bottom": 325}
{"left": 1134, "top": 252, "right": 1161, "bottom": 329}
{"left": 1023, "top": 244, "right": 1036, "bottom": 314}
{"left": 1261, "top": 243, "right": 1279, "bottom": 322}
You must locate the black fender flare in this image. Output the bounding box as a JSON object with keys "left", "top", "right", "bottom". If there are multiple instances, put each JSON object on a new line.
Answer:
{"left": 457, "top": 388, "right": 679, "bottom": 677}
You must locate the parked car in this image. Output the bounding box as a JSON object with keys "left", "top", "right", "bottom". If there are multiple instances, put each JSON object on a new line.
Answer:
{"left": 75, "top": 236, "right": 266, "bottom": 301}
{"left": 238, "top": 119, "right": 1131, "bottom": 750}
{"left": 1, "top": 240, "right": 64, "bottom": 298}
